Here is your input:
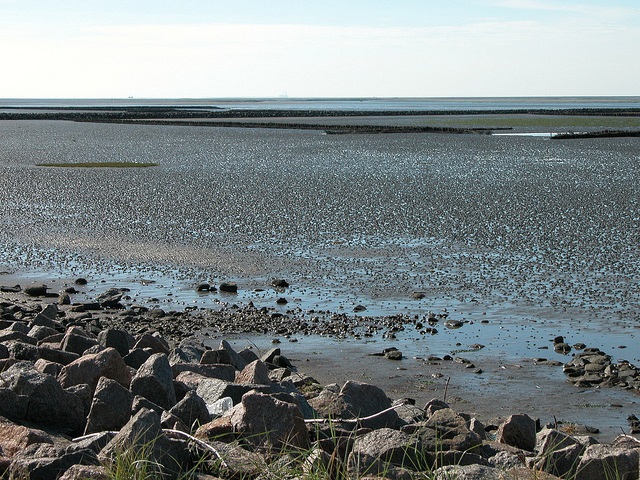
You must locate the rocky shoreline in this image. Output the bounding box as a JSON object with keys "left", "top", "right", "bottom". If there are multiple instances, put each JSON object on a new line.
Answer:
{"left": 1, "top": 281, "right": 640, "bottom": 479}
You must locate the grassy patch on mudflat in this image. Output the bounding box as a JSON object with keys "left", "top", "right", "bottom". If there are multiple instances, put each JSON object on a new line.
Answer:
{"left": 36, "top": 161, "right": 158, "bottom": 168}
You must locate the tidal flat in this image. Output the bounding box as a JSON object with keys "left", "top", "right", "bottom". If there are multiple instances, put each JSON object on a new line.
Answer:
{"left": 0, "top": 109, "right": 639, "bottom": 439}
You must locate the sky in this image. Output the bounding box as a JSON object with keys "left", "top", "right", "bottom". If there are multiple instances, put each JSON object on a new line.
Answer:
{"left": 1, "top": 0, "right": 639, "bottom": 98}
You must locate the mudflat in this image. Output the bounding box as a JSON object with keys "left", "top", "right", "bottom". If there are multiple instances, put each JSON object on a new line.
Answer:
{"left": 0, "top": 106, "right": 639, "bottom": 441}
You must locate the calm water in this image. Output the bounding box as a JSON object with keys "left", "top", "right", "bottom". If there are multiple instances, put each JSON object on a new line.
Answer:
{"left": 2, "top": 96, "right": 640, "bottom": 111}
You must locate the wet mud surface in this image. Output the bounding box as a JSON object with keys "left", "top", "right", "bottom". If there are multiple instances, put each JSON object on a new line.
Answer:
{"left": 0, "top": 111, "right": 639, "bottom": 441}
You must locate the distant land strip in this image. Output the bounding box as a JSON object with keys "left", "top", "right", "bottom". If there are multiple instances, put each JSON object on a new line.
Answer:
{"left": 2, "top": 106, "right": 640, "bottom": 121}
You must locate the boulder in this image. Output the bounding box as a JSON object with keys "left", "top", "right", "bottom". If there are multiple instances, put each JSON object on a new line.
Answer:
{"left": 168, "top": 390, "right": 211, "bottom": 431}
{"left": 131, "top": 395, "right": 164, "bottom": 417}
{"left": 58, "top": 464, "right": 108, "bottom": 480}
{"left": 219, "top": 340, "right": 247, "bottom": 370}
{"left": 169, "top": 344, "right": 205, "bottom": 364}
{"left": 496, "top": 414, "right": 537, "bottom": 452}
{"left": 67, "top": 383, "right": 93, "bottom": 417}
{"left": 123, "top": 348, "right": 152, "bottom": 369}
{"left": 36, "top": 345, "right": 79, "bottom": 365}
{"left": 229, "top": 390, "right": 309, "bottom": 452}
{"left": 33, "top": 358, "right": 63, "bottom": 377}
{"left": 340, "top": 380, "right": 401, "bottom": 429}
{"left": 27, "top": 325, "right": 58, "bottom": 341}
{"left": 58, "top": 347, "right": 132, "bottom": 392}
{"left": 130, "top": 353, "right": 177, "bottom": 410}
{"left": 5, "top": 340, "right": 39, "bottom": 361}
{"left": 575, "top": 444, "right": 639, "bottom": 480}
{"left": 534, "top": 427, "right": 584, "bottom": 477}
{"left": 95, "top": 288, "right": 127, "bottom": 309}
{"left": 30, "top": 304, "right": 58, "bottom": 328}
{"left": 99, "top": 408, "right": 188, "bottom": 478}
{"left": 200, "top": 349, "right": 231, "bottom": 365}
{"left": 201, "top": 439, "right": 266, "bottom": 479}
{"left": 238, "top": 347, "right": 260, "bottom": 364}
{"left": 132, "top": 333, "right": 170, "bottom": 355}
{"left": 196, "top": 377, "right": 272, "bottom": 406}
{"left": 0, "top": 388, "right": 29, "bottom": 421}
{"left": 0, "top": 416, "right": 53, "bottom": 457}
{"left": 23, "top": 285, "right": 49, "bottom": 297}
{"left": 416, "top": 408, "right": 483, "bottom": 453}
{"left": 97, "top": 329, "right": 134, "bottom": 357}
{"left": 61, "top": 331, "right": 99, "bottom": 356}
{"left": 9, "top": 443, "right": 99, "bottom": 480}
{"left": 84, "top": 377, "right": 134, "bottom": 435}
{"left": 0, "top": 361, "right": 85, "bottom": 433}
{"left": 171, "top": 363, "right": 235, "bottom": 382}
{"left": 235, "top": 359, "right": 272, "bottom": 385}
{"left": 307, "top": 389, "right": 352, "bottom": 419}
{"left": 347, "top": 428, "right": 425, "bottom": 476}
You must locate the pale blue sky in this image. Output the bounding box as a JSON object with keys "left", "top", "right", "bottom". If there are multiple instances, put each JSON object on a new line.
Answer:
{"left": 1, "top": 0, "right": 638, "bottom": 98}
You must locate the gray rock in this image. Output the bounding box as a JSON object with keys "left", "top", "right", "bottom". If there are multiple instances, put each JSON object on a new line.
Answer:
{"left": 347, "top": 427, "right": 425, "bottom": 476}
{"left": 416, "top": 408, "right": 483, "bottom": 453}
{"left": 5, "top": 340, "right": 39, "bottom": 361}
{"left": 61, "top": 331, "right": 98, "bottom": 356}
{"left": 235, "top": 359, "right": 272, "bottom": 385}
{"left": 58, "top": 464, "right": 108, "bottom": 480}
{"left": 131, "top": 395, "right": 164, "bottom": 417}
{"left": 168, "top": 389, "right": 211, "bottom": 430}
{"left": 30, "top": 304, "right": 58, "bottom": 327}
{"left": 496, "top": 414, "right": 537, "bottom": 452}
{"left": 575, "top": 444, "right": 639, "bottom": 480}
{"left": 123, "top": 348, "right": 152, "bottom": 369}
{"left": 219, "top": 340, "right": 247, "bottom": 370}
{"left": 433, "top": 464, "right": 508, "bottom": 480}
{"left": 37, "top": 345, "right": 79, "bottom": 365}
{"left": 424, "top": 398, "right": 451, "bottom": 418}
{"left": 200, "top": 348, "right": 231, "bottom": 365}
{"left": 229, "top": 390, "right": 309, "bottom": 453}
{"left": 99, "top": 408, "right": 188, "bottom": 478}
{"left": 0, "top": 388, "right": 29, "bottom": 421}
{"left": 0, "top": 416, "right": 53, "bottom": 457}
{"left": 196, "top": 377, "right": 272, "bottom": 405}
{"left": 85, "top": 377, "right": 134, "bottom": 434}
{"left": 97, "top": 329, "right": 134, "bottom": 357}
{"left": 168, "top": 345, "right": 204, "bottom": 364}
{"left": 23, "top": 284, "right": 49, "bottom": 297}
{"left": 487, "top": 450, "right": 524, "bottom": 470}
{"left": 201, "top": 439, "right": 266, "bottom": 479}
{"left": 95, "top": 288, "right": 127, "bottom": 309}
{"left": 260, "top": 347, "right": 281, "bottom": 365}
{"left": 9, "top": 443, "right": 99, "bottom": 480}
{"left": 33, "top": 358, "right": 63, "bottom": 377}
{"left": 171, "top": 363, "right": 236, "bottom": 382}
{"left": 27, "top": 325, "right": 58, "bottom": 341}
{"left": 238, "top": 347, "right": 260, "bottom": 364}
{"left": 132, "top": 333, "right": 170, "bottom": 355}
{"left": 307, "top": 389, "right": 351, "bottom": 419}
{"left": 219, "top": 282, "right": 238, "bottom": 293}
{"left": 130, "top": 353, "right": 177, "bottom": 410}
{"left": 340, "top": 380, "right": 401, "bottom": 429}
{"left": 0, "top": 361, "right": 85, "bottom": 433}
{"left": 58, "top": 347, "right": 132, "bottom": 393}
{"left": 66, "top": 383, "right": 93, "bottom": 417}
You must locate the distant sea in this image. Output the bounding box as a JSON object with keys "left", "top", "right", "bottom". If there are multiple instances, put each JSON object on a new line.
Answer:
{"left": 1, "top": 96, "right": 639, "bottom": 111}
